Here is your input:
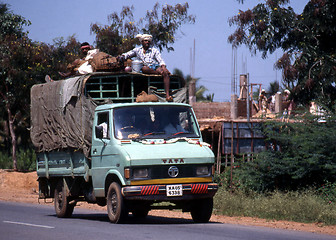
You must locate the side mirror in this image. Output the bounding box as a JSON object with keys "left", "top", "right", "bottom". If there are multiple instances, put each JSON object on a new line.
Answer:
{"left": 95, "top": 125, "right": 103, "bottom": 139}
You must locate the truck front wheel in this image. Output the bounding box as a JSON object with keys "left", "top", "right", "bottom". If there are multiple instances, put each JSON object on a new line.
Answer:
{"left": 190, "top": 198, "right": 213, "bottom": 223}
{"left": 54, "top": 179, "right": 75, "bottom": 218}
{"left": 106, "top": 182, "right": 128, "bottom": 223}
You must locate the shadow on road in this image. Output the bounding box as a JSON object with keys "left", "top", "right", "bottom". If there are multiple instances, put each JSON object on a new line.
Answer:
{"left": 60, "top": 212, "right": 217, "bottom": 225}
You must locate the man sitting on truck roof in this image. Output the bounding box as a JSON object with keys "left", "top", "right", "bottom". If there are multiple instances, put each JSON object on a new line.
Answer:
{"left": 59, "top": 42, "right": 99, "bottom": 78}
{"left": 119, "top": 34, "right": 173, "bottom": 102}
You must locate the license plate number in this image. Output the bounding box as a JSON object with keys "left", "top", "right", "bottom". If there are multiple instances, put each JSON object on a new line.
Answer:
{"left": 166, "top": 184, "right": 183, "bottom": 196}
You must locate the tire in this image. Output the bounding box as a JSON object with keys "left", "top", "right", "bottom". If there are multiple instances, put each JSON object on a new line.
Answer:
{"left": 106, "top": 182, "right": 128, "bottom": 223}
{"left": 54, "top": 179, "right": 75, "bottom": 218}
{"left": 190, "top": 198, "right": 213, "bottom": 223}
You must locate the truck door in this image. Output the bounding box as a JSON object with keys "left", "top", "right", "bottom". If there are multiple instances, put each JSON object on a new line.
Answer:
{"left": 91, "top": 111, "right": 112, "bottom": 194}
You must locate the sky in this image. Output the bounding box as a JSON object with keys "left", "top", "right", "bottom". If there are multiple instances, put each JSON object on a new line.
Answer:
{"left": 4, "top": 0, "right": 308, "bottom": 102}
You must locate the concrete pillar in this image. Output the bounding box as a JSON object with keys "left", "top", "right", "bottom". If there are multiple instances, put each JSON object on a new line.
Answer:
{"left": 188, "top": 79, "right": 196, "bottom": 105}
{"left": 275, "top": 92, "right": 282, "bottom": 113}
{"left": 231, "top": 94, "right": 238, "bottom": 119}
{"left": 239, "top": 74, "right": 248, "bottom": 100}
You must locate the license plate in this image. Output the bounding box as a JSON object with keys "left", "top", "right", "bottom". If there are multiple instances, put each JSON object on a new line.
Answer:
{"left": 166, "top": 184, "right": 183, "bottom": 196}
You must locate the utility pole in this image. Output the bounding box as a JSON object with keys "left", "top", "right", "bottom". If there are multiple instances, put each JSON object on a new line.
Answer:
{"left": 189, "top": 39, "right": 196, "bottom": 104}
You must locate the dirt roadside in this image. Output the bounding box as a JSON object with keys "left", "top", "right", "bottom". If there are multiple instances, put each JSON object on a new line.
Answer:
{"left": 0, "top": 169, "right": 335, "bottom": 235}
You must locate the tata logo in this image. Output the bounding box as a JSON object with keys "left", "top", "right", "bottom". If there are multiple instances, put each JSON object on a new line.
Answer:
{"left": 168, "top": 166, "right": 179, "bottom": 178}
{"left": 162, "top": 159, "right": 184, "bottom": 164}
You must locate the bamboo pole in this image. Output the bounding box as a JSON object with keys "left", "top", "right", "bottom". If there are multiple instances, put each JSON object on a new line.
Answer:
{"left": 216, "top": 124, "right": 222, "bottom": 173}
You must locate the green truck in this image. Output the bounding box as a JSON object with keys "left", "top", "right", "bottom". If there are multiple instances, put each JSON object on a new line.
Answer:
{"left": 31, "top": 72, "right": 218, "bottom": 223}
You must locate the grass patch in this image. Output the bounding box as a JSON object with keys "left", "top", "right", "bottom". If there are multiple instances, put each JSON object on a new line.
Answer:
{"left": 213, "top": 187, "right": 336, "bottom": 225}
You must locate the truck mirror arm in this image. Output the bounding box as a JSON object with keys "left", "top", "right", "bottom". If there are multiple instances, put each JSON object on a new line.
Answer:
{"left": 101, "top": 139, "right": 107, "bottom": 147}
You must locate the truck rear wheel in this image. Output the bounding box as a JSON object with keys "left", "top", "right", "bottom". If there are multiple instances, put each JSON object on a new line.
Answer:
{"left": 54, "top": 179, "right": 75, "bottom": 218}
{"left": 190, "top": 198, "right": 213, "bottom": 223}
{"left": 107, "top": 182, "right": 128, "bottom": 223}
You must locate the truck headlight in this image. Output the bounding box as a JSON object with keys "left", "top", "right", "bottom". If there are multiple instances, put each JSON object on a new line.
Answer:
{"left": 196, "top": 166, "right": 209, "bottom": 176}
{"left": 133, "top": 168, "right": 149, "bottom": 178}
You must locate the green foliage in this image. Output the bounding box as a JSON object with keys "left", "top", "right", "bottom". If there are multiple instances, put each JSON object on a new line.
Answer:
{"left": 0, "top": 4, "right": 30, "bottom": 39}
{"left": 0, "top": 4, "right": 82, "bottom": 169}
{"left": 0, "top": 152, "right": 10, "bottom": 169}
{"left": 0, "top": 148, "right": 35, "bottom": 171}
{"left": 267, "top": 80, "right": 280, "bottom": 96}
{"left": 214, "top": 165, "right": 245, "bottom": 192}
{"left": 0, "top": 4, "right": 36, "bottom": 169}
{"left": 172, "top": 68, "right": 214, "bottom": 102}
{"left": 16, "top": 148, "right": 36, "bottom": 171}
{"left": 48, "top": 36, "right": 82, "bottom": 78}
{"left": 196, "top": 86, "right": 214, "bottom": 102}
{"left": 142, "top": 3, "right": 195, "bottom": 52}
{"left": 230, "top": 112, "right": 336, "bottom": 192}
{"left": 90, "top": 3, "right": 195, "bottom": 55}
{"left": 90, "top": 5, "right": 138, "bottom": 55}
{"left": 317, "top": 181, "right": 336, "bottom": 205}
{"left": 229, "top": 0, "right": 336, "bottom": 110}
{"left": 213, "top": 187, "right": 336, "bottom": 225}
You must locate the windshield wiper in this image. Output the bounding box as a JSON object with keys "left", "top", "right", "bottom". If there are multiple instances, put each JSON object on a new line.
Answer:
{"left": 142, "top": 132, "right": 165, "bottom": 137}
{"left": 165, "top": 132, "right": 192, "bottom": 140}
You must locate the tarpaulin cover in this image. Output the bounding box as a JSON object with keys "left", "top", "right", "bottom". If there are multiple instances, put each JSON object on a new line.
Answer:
{"left": 30, "top": 75, "right": 97, "bottom": 158}
{"left": 149, "top": 86, "right": 187, "bottom": 103}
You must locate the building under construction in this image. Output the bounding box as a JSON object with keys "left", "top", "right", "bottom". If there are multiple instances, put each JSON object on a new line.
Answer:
{"left": 191, "top": 74, "right": 289, "bottom": 173}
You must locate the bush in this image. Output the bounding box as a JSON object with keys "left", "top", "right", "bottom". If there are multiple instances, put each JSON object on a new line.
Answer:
{"left": 0, "top": 149, "right": 36, "bottom": 171}
{"left": 17, "top": 148, "right": 36, "bottom": 171}
{"left": 317, "top": 181, "right": 336, "bottom": 204}
{"left": 230, "top": 112, "right": 336, "bottom": 192}
{"left": 0, "top": 152, "right": 11, "bottom": 169}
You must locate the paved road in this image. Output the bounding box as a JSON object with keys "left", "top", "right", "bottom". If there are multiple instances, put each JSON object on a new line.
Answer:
{"left": 0, "top": 201, "right": 334, "bottom": 240}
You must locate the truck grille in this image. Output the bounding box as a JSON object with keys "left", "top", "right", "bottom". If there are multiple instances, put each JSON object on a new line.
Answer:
{"left": 130, "top": 164, "right": 211, "bottom": 180}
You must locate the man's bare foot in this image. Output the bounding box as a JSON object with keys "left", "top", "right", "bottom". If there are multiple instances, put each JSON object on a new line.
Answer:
{"left": 58, "top": 71, "right": 72, "bottom": 78}
{"left": 166, "top": 96, "right": 173, "bottom": 102}
{"left": 45, "top": 75, "right": 53, "bottom": 82}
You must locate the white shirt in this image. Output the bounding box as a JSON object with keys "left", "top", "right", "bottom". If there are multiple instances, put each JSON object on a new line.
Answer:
{"left": 78, "top": 49, "right": 99, "bottom": 74}
{"left": 99, "top": 122, "right": 108, "bottom": 138}
{"left": 122, "top": 46, "right": 165, "bottom": 67}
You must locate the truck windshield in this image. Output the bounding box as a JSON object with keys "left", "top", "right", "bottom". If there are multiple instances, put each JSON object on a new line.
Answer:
{"left": 113, "top": 105, "right": 200, "bottom": 140}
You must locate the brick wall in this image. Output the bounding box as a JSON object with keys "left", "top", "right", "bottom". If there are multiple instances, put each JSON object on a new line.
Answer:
{"left": 237, "top": 100, "right": 257, "bottom": 117}
{"left": 192, "top": 102, "right": 231, "bottom": 119}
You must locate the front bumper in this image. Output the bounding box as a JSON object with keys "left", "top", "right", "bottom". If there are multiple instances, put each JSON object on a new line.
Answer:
{"left": 122, "top": 182, "right": 218, "bottom": 201}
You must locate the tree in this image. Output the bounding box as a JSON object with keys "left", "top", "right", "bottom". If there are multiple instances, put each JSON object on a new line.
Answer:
{"left": 48, "top": 36, "right": 82, "bottom": 79}
{"left": 196, "top": 85, "right": 214, "bottom": 102}
{"left": 90, "top": 3, "right": 195, "bottom": 55}
{"left": 228, "top": 0, "right": 336, "bottom": 110}
{"left": 0, "top": 4, "right": 80, "bottom": 170}
{"left": 172, "top": 68, "right": 214, "bottom": 102}
{"left": 267, "top": 80, "right": 280, "bottom": 96}
{"left": 0, "top": 4, "right": 33, "bottom": 170}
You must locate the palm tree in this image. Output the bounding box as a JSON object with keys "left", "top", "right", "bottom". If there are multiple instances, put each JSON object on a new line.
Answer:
{"left": 267, "top": 81, "right": 280, "bottom": 96}
{"left": 173, "top": 68, "right": 214, "bottom": 102}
